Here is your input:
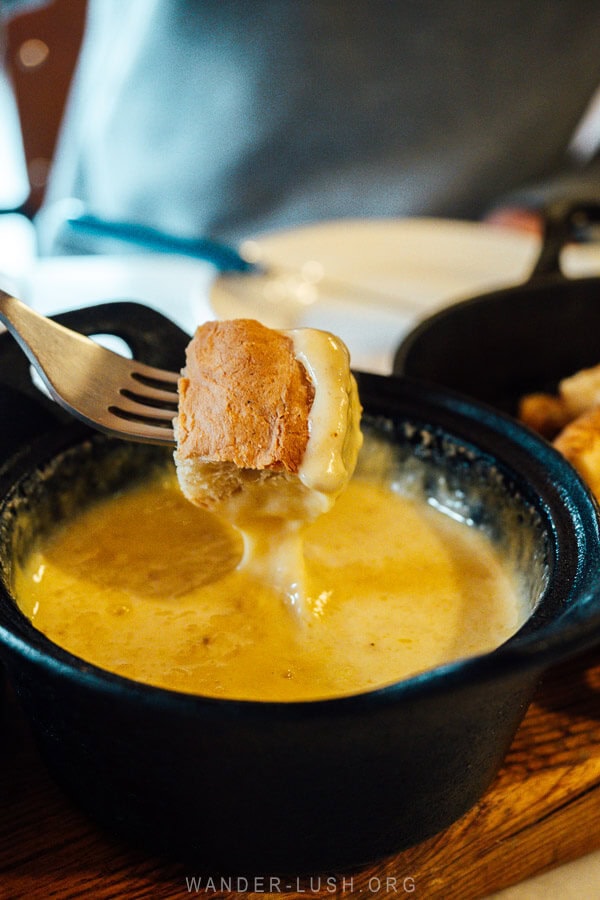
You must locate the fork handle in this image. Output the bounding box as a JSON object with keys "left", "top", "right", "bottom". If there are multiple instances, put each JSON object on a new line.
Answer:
{"left": 0, "top": 291, "right": 104, "bottom": 411}
{"left": 0, "top": 291, "right": 190, "bottom": 376}
{"left": 0, "top": 293, "right": 190, "bottom": 437}
{"left": 0, "top": 292, "right": 83, "bottom": 459}
{"left": 0, "top": 290, "right": 66, "bottom": 371}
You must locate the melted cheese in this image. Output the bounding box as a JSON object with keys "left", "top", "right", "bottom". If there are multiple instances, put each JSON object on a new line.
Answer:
{"left": 288, "top": 327, "right": 362, "bottom": 501}
{"left": 14, "top": 452, "right": 527, "bottom": 701}
{"left": 183, "top": 326, "right": 363, "bottom": 612}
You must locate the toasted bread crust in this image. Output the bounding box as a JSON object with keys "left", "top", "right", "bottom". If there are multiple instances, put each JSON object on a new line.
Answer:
{"left": 517, "top": 392, "right": 571, "bottom": 440}
{"left": 559, "top": 363, "right": 600, "bottom": 417}
{"left": 176, "top": 319, "right": 315, "bottom": 473}
{"left": 518, "top": 361, "right": 600, "bottom": 502}
{"left": 553, "top": 408, "right": 600, "bottom": 498}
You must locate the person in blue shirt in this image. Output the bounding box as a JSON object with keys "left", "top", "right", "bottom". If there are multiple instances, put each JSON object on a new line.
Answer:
{"left": 3, "top": 0, "right": 600, "bottom": 252}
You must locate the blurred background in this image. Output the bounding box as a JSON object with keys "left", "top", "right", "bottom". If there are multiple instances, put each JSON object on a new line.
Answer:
{"left": 4, "top": 0, "right": 86, "bottom": 217}
{"left": 0, "top": 0, "right": 598, "bottom": 370}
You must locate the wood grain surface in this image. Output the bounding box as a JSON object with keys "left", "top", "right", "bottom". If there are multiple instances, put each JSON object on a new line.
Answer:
{"left": 1, "top": 647, "right": 600, "bottom": 900}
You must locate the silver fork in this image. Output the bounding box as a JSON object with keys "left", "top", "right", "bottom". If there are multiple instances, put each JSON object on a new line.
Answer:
{"left": 0, "top": 289, "right": 179, "bottom": 445}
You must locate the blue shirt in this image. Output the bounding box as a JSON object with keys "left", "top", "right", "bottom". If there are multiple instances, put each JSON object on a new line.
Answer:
{"left": 28, "top": 0, "right": 600, "bottom": 252}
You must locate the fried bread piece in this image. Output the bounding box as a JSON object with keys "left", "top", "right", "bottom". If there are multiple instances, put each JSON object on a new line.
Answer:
{"left": 176, "top": 317, "right": 314, "bottom": 472}
{"left": 559, "top": 363, "right": 600, "bottom": 418}
{"left": 518, "top": 362, "right": 600, "bottom": 501}
{"left": 174, "top": 318, "right": 362, "bottom": 519}
{"left": 517, "top": 392, "right": 571, "bottom": 440}
{"left": 553, "top": 407, "right": 600, "bottom": 499}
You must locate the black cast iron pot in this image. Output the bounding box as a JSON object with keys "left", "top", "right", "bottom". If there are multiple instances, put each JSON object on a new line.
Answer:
{"left": 394, "top": 200, "right": 600, "bottom": 414}
{"left": 0, "top": 301, "right": 599, "bottom": 873}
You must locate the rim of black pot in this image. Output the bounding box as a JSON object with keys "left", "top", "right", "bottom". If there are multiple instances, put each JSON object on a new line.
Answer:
{"left": 0, "top": 371, "right": 599, "bottom": 721}
{"left": 394, "top": 199, "right": 600, "bottom": 392}
{"left": 393, "top": 271, "right": 600, "bottom": 383}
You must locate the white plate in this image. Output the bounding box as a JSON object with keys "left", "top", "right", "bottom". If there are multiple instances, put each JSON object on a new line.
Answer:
{"left": 8, "top": 217, "right": 600, "bottom": 376}
{"left": 17, "top": 253, "right": 216, "bottom": 336}
{"left": 209, "top": 217, "right": 600, "bottom": 374}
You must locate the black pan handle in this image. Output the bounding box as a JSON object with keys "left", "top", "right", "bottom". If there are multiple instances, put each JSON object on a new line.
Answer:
{"left": 0, "top": 300, "right": 190, "bottom": 460}
{"left": 0, "top": 300, "right": 190, "bottom": 401}
{"left": 530, "top": 199, "right": 600, "bottom": 279}
{"left": 51, "top": 301, "right": 191, "bottom": 369}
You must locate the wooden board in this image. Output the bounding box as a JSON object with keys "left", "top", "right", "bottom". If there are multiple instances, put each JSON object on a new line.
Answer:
{"left": 2, "top": 646, "right": 600, "bottom": 899}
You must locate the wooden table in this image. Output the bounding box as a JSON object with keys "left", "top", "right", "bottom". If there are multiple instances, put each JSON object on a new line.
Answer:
{"left": 2, "top": 646, "right": 600, "bottom": 900}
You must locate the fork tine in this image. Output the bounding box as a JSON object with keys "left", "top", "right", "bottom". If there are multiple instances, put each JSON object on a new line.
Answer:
{"left": 112, "top": 396, "right": 177, "bottom": 422}
{"left": 0, "top": 289, "right": 182, "bottom": 446}
{"left": 104, "top": 415, "right": 175, "bottom": 445}
{"left": 130, "top": 363, "right": 180, "bottom": 386}
{"left": 122, "top": 382, "right": 179, "bottom": 404}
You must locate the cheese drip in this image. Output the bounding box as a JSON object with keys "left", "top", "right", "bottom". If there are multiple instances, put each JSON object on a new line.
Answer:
{"left": 15, "top": 459, "right": 527, "bottom": 701}
{"left": 289, "top": 328, "right": 363, "bottom": 502}
{"left": 210, "top": 328, "right": 362, "bottom": 612}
